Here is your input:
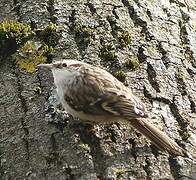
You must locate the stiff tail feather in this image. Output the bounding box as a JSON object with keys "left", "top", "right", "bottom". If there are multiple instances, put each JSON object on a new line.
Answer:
{"left": 129, "top": 118, "right": 188, "bottom": 157}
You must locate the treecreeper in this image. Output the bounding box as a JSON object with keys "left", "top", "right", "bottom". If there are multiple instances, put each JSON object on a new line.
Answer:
{"left": 38, "top": 60, "right": 189, "bottom": 157}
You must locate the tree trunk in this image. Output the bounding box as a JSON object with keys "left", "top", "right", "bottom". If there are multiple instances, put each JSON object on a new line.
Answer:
{"left": 0, "top": 0, "right": 196, "bottom": 179}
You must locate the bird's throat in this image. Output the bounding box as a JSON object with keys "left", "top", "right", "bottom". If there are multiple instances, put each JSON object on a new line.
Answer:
{"left": 52, "top": 69, "right": 73, "bottom": 88}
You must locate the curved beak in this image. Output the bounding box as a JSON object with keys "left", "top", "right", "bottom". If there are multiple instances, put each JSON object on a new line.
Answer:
{"left": 37, "top": 63, "right": 53, "bottom": 69}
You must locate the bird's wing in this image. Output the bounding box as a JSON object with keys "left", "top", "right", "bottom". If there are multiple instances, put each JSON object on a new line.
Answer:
{"left": 64, "top": 64, "right": 146, "bottom": 117}
{"left": 65, "top": 86, "right": 146, "bottom": 118}
{"left": 102, "top": 88, "right": 147, "bottom": 118}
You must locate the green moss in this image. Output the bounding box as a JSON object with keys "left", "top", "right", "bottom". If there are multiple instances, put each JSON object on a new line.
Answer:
{"left": 99, "top": 44, "right": 117, "bottom": 62}
{"left": 73, "top": 23, "right": 94, "bottom": 46}
{"left": 115, "top": 168, "right": 126, "bottom": 180}
{"left": 180, "top": 130, "right": 190, "bottom": 141}
{"left": 125, "top": 57, "right": 140, "bottom": 70}
{"left": 115, "top": 70, "right": 126, "bottom": 82}
{"left": 0, "top": 20, "right": 58, "bottom": 72}
{"left": 12, "top": 41, "right": 53, "bottom": 73}
{"left": 175, "top": 69, "right": 184, "bottom": 81}
{"left": 36, "top": 22, "right": 59, "bottom": 47}
{"left": 0, "top": 20, "right": 30, "bottom": 44}
{"left": 0, "top": 20, "right": 31, "bottom": 57}
{"left": 33, "top": 86, "right": 42, "bottom": 95}
{"left": 117, "top": 31, "right": 132, "bottom": 48}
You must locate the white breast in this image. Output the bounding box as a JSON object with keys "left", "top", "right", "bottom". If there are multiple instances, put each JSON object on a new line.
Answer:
{"left": 52, "top": 68, "right": 119, "bottom": 123}
{"left": 52, "top": 68, "right": 78, "bottom": 115}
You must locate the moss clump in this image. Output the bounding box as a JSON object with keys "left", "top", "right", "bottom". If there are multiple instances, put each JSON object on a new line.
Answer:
{"left": 33, "top": 86, "right": 42, "bottom": 95}
{"left": 99, "top": 43, "right": 117, "bottom": 62}
{"left": 0, "top": 20, "right": 30, "bottom": 44}
{"left": 0, "top": 20, "right": 58, "bottom": 73}
{"left": 180, "top": 130, "right": 190, "bottom": 141}
{"left": 115, "top": 70, "right": 126, "bottom": 82}
{"left": 117, "top": 31, "right": 132, "bottom": 48}
{"left": 125, "top": 57, "right": 140, "bottom": 70}
{"left": 12, "top": 41, "right": 53, "bottom": 73}
{"left": 114, "top": 168, "right": 126, "bottom": 180}
{"left": 0, "top": 20, "right": 31, "bottom": 57}
{"left": 36, "top": 22, "right": 59, "bottom": 47}
{"left": 73, "top": 23, "right": 94, "bottom": 46}
{"left": 175, "top": 69, "right": 184, "bottom": 81}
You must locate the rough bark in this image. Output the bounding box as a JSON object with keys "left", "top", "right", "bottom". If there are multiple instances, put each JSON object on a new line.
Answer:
{"left": 1, "top": 0, "right": 196, "bottom": 179}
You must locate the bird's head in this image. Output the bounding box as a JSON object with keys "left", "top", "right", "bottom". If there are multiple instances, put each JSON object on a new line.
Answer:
{"left": 37, "top": 60, "right": 86, "bottom": 85}
{"left": 38, "top": 60, "right": 86, "bottom": 71}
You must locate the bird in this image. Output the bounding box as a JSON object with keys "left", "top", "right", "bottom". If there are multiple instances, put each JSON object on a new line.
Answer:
{"left": 38, "top": 60, "right": 188, "bottom": 157}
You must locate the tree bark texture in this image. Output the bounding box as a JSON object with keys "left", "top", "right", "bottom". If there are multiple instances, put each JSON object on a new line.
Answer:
{"left": 0, "top": 0, "right": 196, "bottom": 179}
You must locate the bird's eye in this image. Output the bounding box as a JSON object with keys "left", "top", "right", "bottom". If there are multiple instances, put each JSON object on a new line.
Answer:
{"left": 62, "top": 63, "right": 67, "bottom": 67}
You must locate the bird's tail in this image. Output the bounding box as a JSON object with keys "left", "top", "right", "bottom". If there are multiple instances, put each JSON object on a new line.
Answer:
{"left": 128, "top": 118, "right": 188, "bottom": 157}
